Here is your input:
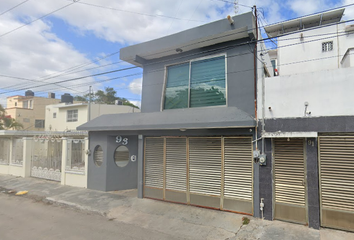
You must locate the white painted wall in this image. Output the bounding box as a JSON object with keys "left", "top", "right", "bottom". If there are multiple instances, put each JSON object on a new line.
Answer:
{"left": 277, "top": 23, "right": 354, "bottom": 75}
{"left": 263, "top": 67, "right": 354, "bottom": 119}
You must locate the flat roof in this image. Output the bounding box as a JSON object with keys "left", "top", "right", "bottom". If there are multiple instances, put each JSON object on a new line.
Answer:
{"left": 54, "top": 103, "right": 87, "bottom": 108}
{"left": 120, "top": 12, "right": 255, "bottom": 66}
{"left": 264, "top": 8, "right": 345, "bottom": 38}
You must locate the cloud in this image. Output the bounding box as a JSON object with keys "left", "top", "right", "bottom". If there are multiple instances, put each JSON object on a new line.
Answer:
{"left": 129, "top": 78, "right": 142, "bottom": 95}
{"left": 0, "top": 13, "right": 95, "bottom": 98}
{"left": 342, "top": 0, "right": 354, "bottom": 20}
{"left": 0, "top": 0, "right": 231, "bottom": 45}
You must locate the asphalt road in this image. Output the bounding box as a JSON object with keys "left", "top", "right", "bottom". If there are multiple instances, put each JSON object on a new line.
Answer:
{"left": 0, "top": 193, "right": 183, "bottom": 240}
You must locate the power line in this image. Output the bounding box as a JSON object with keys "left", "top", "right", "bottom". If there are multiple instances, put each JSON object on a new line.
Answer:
{"left": 1, "top": 21, "right": 353, "bottom": 96}
{"left": 4, "top": 2, "right": 352, "bottom": 88}
{"left": 20, "top": 41, "right": 354, "bottom": 98}
{"left": 0, "top": 66, "right": 139, "bottom": 95}
{"left": 69, "top": 0, "right": 205, "bottom": 23}
{"left": 2, "top": 17, "right": 353, "bottom": 96}
{"left": 2, "top": 5, "right": 354, "bottom": 95}
{"left": 5, "top": 51, "right": 122, "bottom": 91}
{"left": 211, "top": 0, "right": 252, "bottom": 9}
{"left": 0, "top": 0, "right": 30, "bottom": 16}
{"left": 0, "top": 1, "right": 78, "bottom": 38}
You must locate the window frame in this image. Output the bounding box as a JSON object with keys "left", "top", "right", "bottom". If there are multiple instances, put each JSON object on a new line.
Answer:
{"left": 34, "top": 119, "right": 45, "bottom": 128}
{"left": 67, "top": 109, "right": 78, "bottom": 122}
{"left": 161, "top": 53, "right": 228, "bottom": 111}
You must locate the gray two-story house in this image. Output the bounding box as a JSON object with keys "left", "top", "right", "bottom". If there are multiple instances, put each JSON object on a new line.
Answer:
{"left": 78, "top": 11, "right": 273, "bottom": 217}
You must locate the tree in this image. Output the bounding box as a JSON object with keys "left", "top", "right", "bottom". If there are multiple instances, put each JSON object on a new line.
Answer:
{"left": 74, "top": 87, "right": 139, "bottom": 109}
{"left": 0, "top": 104, "right": 23, "bottom": 130}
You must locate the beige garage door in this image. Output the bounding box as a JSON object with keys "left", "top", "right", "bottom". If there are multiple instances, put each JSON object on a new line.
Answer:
{"left": 319, "top": 136, "right": 354, "bottom": 231}
{"left": 273, "top": 138, "right": 307, "bottom": 224}
{"left": 144, "top": 136, "right": 253, "bottom": 214}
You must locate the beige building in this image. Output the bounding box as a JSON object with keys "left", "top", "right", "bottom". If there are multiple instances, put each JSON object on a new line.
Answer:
{"left": 45, "top": 103, "right": 140, "bottom": 131}
{"left": 6, "top": 92, "right": 60, "bottom": 131}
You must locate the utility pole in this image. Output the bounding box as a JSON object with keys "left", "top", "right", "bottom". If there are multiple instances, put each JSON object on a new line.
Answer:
{"left": 88, "top": 86, "right": 92, "bottom": 121}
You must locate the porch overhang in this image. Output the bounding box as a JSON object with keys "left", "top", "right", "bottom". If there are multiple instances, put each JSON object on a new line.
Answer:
{"left": 77, "top": 107, "right": 255, "bottom": 131}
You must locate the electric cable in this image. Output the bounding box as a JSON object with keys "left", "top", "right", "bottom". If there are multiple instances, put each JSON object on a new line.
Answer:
{"left": 2, "top": 5, "right": 354, "bottom": 97}
{"left": 0, "top": 0, "right": 30, "bottom": 16}
{"left": 0, "top": 1, "right": 79, "bottom": 38}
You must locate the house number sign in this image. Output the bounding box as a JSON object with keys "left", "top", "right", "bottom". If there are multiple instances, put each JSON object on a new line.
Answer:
{"left": 116, "top": 136, "right": 128, "bottom": 145}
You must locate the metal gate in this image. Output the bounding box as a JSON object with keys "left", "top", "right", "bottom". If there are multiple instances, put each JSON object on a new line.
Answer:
{"left": 144, "top": 136, "right": 253, "bottom": 214}
{"left": 273, "top": 138, "right": 307, "bottom": 224}
{"left": 31, "top": 137, "right": 62, "bottom": 181}
{"left": 319, "top": 136, "right": 354, "bottom": 231}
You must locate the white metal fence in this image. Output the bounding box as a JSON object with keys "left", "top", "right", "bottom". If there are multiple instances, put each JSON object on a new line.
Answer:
{"left": 0, "top": 135, "right": 88, "bottom": 188}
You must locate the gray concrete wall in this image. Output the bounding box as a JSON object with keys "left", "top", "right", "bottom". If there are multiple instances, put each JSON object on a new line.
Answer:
{"left": 306, "top": 138, "right": 320, "bottom": 229}
{"left": 106, "top": 135, "right": 138, "bottom": 191}
{"left": 88, "top": 132, "right": 108, "bottom": 191}
{"left": 259, "top": 138, "right": 273, "bottom": 220}
{"left": 88, "top": 132, "right": 138, "bottom": 191}
{"left": 141, "top": 39, "right": 256, "bottom": 117}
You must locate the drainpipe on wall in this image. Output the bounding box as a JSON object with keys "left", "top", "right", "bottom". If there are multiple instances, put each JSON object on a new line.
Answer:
{"left": 261, "top": 63, "right": 265, "bottom": 154}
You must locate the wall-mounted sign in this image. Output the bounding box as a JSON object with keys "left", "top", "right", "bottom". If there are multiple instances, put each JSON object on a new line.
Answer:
{"left": 131, "top": 155, "right": 137, "bottom": 162}
{"left": 116, "top": 136, "right": 128, "bottom": 145}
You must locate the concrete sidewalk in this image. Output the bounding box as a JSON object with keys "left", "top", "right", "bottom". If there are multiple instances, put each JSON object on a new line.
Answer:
{"left": 0, "top": 174, "right": 353, "bottom": 240}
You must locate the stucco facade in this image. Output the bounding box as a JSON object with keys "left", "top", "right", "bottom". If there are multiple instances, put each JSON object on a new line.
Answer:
{"left": 6, "top": 95, "right": 60, "bottom": 131}
{"left": 45, "top": 103, "right": 139, "bottom": 131}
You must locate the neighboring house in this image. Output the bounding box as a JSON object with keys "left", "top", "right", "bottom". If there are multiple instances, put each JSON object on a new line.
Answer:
{"left": 78, "top": 11, "right": 273, "bottom": 218}
{"left": 45, "top": 102, "right": 139, "bottom": 131}
{"left": 6, "top": 91, "right": 60, "bottom": 131}
{"left": 257, "top": 8, "right": 354, "bottom": 231}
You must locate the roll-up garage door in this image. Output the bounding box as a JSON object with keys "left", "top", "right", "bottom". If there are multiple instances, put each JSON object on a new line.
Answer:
{"left": 144, "top": 136, "right": 253, "bottom": 214}
{"left": 189, "top": 138, "right": 221, "bottom": 209}
{"left": 165, "top": 138, "right": 187, "bottom": 203}
{"left": 223, "top": 138, "right": 253, "bottom": 213}
{"left": 144, "top": 138, "right": 164, "bottom": 199}
{"left": 319, "top": 136, "right": 354, "bottom": 231}
{"left": 274, "top": 138, "right": 307, "bottom": 224}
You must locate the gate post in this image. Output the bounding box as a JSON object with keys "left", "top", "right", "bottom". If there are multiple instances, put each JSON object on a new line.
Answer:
{"left": 61, "top": 138, "right": 68, "bottom": 185}
{"left": 137, "top": 135, "right": 144, "bottom": 198}
{"left": 22, "top": 137, "right": 32, "bottom": 178}
{"left": 306, "top": 138, "right": 320, "bottom": 229}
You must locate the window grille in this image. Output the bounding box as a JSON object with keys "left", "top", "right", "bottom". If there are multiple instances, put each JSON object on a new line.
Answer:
{"left": 322, "top": 41, "right": 333, "bottom": 52}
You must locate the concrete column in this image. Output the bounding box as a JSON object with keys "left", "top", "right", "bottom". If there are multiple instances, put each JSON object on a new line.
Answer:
{"left": 22, "top": 137, "right": 33, "bottom": 178}
{"left": 84, "top": 137, "right": 89, "bottom": 188}
{"left": 61, "top": 138, "right": 68, "bottom": 185}
{"left": 306, "top": 138, "right": 320, "bottom": 229}
{"left": 253, "top": 132, "right": 260, "bottom": 218}
{"left": 259, "top": 138, "right": 273, "bottom": 220}
{"left": 137, "top": 134, "right": 144, "bottom": 198}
